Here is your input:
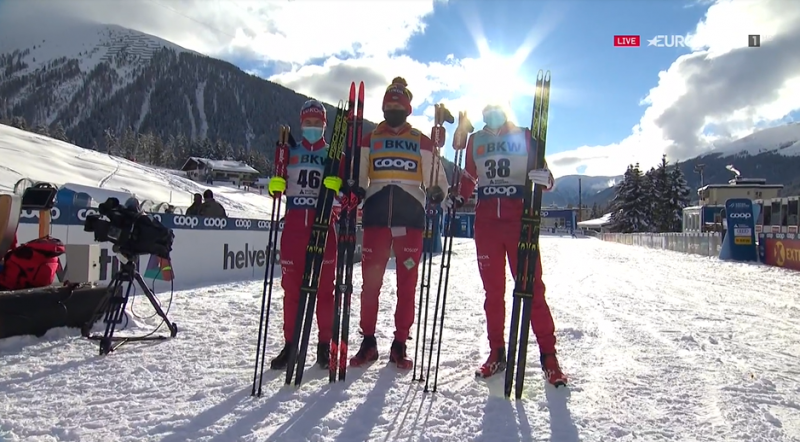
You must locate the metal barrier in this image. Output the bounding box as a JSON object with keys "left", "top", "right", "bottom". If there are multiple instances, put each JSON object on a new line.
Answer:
{"left": 601, "top": 232, "right": 723, "bottom": 257}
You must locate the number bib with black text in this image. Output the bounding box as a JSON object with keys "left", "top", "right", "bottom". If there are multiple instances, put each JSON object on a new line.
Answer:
{"left": 471, "top": 129, "right": 528, "bottom": 199}
{"left": 285, "top": 146, "right": 327, "bottom": 209}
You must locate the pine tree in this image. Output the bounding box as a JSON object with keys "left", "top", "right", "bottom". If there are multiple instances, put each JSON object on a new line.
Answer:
{"left": 34, "top": 124, "right": 49, "bottom": 137}
{"left": 104, "top": 129, "right": 118, "bottom": 155}
{"left": 609, "top": 164, "right": 649, "bottom": 233}
{"left": 651, "top": 155, "right": 672, "bottom": 232}
{"left": 665, "top": 161, "right": 691, "bottom": 231}
{"left": 51, "top": 122, "right": 68, "bottom": 142}
{"left": 590, "top": 202, "right": 599, "bottom": 219}
{"left": 640, "top": 167, "right": 657, "bottom": 231}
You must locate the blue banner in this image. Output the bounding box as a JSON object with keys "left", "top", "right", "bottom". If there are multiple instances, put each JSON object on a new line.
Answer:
{"left": 18, "top": 203, "right": 279, "bottom": 231}
{"left": 719, "top": 198, "right": 757, "bottom": 262}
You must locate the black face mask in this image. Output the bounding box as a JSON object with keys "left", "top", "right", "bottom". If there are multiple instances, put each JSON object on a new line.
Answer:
{"left": 384, "top": 109, "right": 407, "bottom": 128}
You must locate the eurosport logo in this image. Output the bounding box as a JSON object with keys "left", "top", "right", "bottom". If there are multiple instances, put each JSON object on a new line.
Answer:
{"left": 373, "top": 157, "right": 418, "bottom": 172}
{"left": 21, "top": 207, "right": 61, "bottom": 220}
{"left": 730, "top": 213, "right": 752, "bottom": 219}
{"left": 482, "top": 186, "right": 518, "bottom": 196}
{"left": 291, "top": 196, "right": 317, "bottom": 206}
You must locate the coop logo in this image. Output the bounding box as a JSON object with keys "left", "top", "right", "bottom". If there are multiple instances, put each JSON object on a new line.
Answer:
{"left": 730, "top": 213, "right": 751, "bottom": 219}
{"left": 257, "top": 220, "right": 271, "bottom": 229}
{"left": 373, "top": 157, "right": 418, "bottom": 172}
{"left": 20, "top": 207, "right": 61, "bottom": 220}
{"left": 291, "top": 196, "right": 317, "bottom": 207}
{"left": 234, "top": 219, "right": 251, "bottom": 229}
{"left": 173, "top": 216, "right": 199, "bottom": 228}
{"left": 481, "top": 186, "right": 518, "bottom": 196}
{"left": 204, "top": 218, "right": 227, "bottom": 229}
{"left": 647, "top": 35, "right": 686, "bottom": 48}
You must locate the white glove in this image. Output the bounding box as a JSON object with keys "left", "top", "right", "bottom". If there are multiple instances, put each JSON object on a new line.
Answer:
{"left": 528, "top": 168, "right": 553, "bottom": 189}
{"left": 442, "top": 195, "right": 464, "bottom": 210}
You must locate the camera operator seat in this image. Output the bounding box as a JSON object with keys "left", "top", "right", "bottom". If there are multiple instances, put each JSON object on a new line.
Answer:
{"left": 0, "top": 194, "right": 22, "bottom": 259}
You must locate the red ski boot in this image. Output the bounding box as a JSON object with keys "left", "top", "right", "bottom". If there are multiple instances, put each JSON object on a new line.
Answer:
{"left": 541, "top": 353, "right": 568, "bottom": 387}
{"left": 389, "top": 339, "right": 413, "bottom": 370}
{"left": 475, "top": 347, "right": 507, "bottom": 378}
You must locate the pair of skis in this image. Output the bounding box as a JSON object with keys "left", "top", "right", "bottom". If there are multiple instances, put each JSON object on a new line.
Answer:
{"left": 251, "top": 125, "right": 290, "bottom": 397}
{"left": 284, "top": 82, "right": 365, "bottom": 387}
{"left": 504, "top": 70, "right": 552, "bottom": 400}
{"left": 330, "top": 81, "right": 364, "bottom": 383}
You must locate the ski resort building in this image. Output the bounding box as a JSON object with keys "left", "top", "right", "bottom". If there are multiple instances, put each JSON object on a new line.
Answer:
{"left": 683, "top": 176, "right": 783, "bottom": 233}
{"left": 180, "top": 157, "right": 260, "bottom": 187}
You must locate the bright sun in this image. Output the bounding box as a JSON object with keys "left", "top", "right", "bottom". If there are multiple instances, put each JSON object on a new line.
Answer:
{"left": 460, "top": 48, "right": 536, "bottom": 120}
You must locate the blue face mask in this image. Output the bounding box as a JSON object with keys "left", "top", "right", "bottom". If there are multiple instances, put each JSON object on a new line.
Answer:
{"left": 302, "top": 126, "right": 324, "bottom": 143}
{"left": 483, "top": 110, "right": 507, "bottom": 130}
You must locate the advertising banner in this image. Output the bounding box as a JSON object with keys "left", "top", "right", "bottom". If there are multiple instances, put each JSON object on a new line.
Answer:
{"left": 760, "top": 233, "right": 800, "bottom": 271}
{"left": 14, "top": 204, "right": 363, "bottom": 291}
{"left": 718, "top": 198, "right": 757, "bottom": 262}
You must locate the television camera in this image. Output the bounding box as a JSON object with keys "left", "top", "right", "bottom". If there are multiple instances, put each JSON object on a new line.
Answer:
{"left": 81, "top": 197, "right": 178, "bottom": 355}
{"left": 83, "top": 197, "right": 174, "bottom": 259}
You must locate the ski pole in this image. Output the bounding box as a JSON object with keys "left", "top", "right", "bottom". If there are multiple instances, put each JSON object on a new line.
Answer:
{"left": 252, "top": 125, "right": 289, "bottom": 396}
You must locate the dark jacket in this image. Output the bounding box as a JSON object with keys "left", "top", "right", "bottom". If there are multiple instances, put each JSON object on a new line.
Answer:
{"left": 200, "top": 199, "right": 227, "bottom": 218}
{"left": 186, "top": 202, "right": 202, "bottom": 216}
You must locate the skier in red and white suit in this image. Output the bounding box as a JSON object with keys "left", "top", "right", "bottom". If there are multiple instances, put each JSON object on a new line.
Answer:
{"left": 451, "top": 104, "right": 567, "bottom": 386}
{"left": 267, "top": 99, "right": 345, "bottom": 371}
{"left": 349, "top": 77, "right": 449, "bottom": 369}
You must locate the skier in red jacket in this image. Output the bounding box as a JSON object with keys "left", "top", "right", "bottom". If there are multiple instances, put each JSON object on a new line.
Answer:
{"left": 267, "top": 99, "right": 344, "bottom": 371}
{"left": 449, "top": 103, "right": 567, "bottom": 386}
{"left": 349, "top": 77, "right": 449, "bottom": 370}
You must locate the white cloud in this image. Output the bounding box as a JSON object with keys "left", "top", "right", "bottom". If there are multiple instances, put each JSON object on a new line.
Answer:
{"left": 549, "top": 0, "right": 800, "bottom": 177}
{"left": 0, "top": 0, "right": 439, "bottom": 65}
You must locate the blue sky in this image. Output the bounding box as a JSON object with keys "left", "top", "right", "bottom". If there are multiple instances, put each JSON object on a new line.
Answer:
{"left": 6, "top": 0, "right": 797, "bottom": 177}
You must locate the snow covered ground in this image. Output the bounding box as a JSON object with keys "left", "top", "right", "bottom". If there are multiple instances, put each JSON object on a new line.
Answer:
{"left": 0, "top": 124, "right": 279, "bottom": 219}
{"left": 2, "top": 237, "right": 799, "bottom": 442}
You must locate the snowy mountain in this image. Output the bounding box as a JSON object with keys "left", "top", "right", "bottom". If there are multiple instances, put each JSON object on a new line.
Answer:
{"left": 0, "top": 19, "right": 375, "bottom": 155}
{"left": 585, "top": 122, "right": 800, "bottom": 208}
{"left": 0, "top": 123, "right": 279, "bottom": 219}
{"left": 543, "top": 174, "right": 621, "bottom": 207}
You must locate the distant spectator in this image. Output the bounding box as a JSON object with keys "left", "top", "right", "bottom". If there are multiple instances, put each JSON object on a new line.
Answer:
{"left": 186, "top": 193, "right": 203, "bottom": 216}
{"left": 200, "top": 189, "right": 227, "bottom": 218}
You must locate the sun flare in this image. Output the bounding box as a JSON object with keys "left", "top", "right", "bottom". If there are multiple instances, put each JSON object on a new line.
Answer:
{"left": 459, "top": 47, "right": 536, "bottom": 121}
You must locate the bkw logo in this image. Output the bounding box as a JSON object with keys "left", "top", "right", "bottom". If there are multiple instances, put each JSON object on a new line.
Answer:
{"left": 486, "top": 142, "right": 522, "bottom": 153}
{"left": 384, "top": 140, "right": 419, "bottom": 151}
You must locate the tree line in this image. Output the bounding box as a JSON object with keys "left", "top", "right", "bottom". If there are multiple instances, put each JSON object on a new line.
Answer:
{"left": 608, "top": 155, "right": 691, "bottom": 233}
{"left": 1, "top": 115, "right": 274, "bottom": 176}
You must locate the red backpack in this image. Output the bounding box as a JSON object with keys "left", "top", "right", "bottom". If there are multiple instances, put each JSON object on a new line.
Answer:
{"left": 0, "top": 236, "right": 66, "bottom": 291}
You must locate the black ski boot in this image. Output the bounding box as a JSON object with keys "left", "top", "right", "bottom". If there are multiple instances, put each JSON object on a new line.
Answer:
{"left": 389, "top": 339, "right": 413, "bottom": 370}
{"left": 349, "top": 335, "right": 378, "bottom": 367}
{"left": 269, "top": 342, "right": 291, "bottom": 370}
{"left": 317, "top": 342, "right": 331, "bottom": 369}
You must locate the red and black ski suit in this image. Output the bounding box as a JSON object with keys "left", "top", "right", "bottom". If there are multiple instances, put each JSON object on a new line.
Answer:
{"left": 279, "top": 137, "right": 345, "bottom": 344}
{"left": 357, "top": 122, "right": 449, "bottom": 343}
{"left": 458, "top": 121, "right": 558, "bottom": 354}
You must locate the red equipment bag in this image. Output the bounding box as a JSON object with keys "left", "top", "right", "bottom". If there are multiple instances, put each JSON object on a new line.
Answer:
{"left": 0, "top": 236, "right": 66, "bottom": 291}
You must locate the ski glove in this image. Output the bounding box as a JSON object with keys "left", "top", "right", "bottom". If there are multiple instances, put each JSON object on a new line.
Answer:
{"left": 268, "top": 177, "right": 287, "bottom": 196}
{"left": 323, "top": 176, "right": 343, "bottom": 193}
{"left": 442, "top": 195, "right": 465, "bottom": 210}
{"left": 528, "top": 168, "right": 554, "bottom": 189}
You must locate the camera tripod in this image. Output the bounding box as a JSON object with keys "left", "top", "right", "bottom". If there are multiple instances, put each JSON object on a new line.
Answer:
{"left": 81, "top": 256, "right": 178, "bottom": 355}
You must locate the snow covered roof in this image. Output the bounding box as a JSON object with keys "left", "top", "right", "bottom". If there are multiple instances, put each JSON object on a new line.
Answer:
{"left": 577, "top": 213, "right": 612, "bottom": 227}
{"left": 182, "top": 157, "right": 259, "bottom": 174}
